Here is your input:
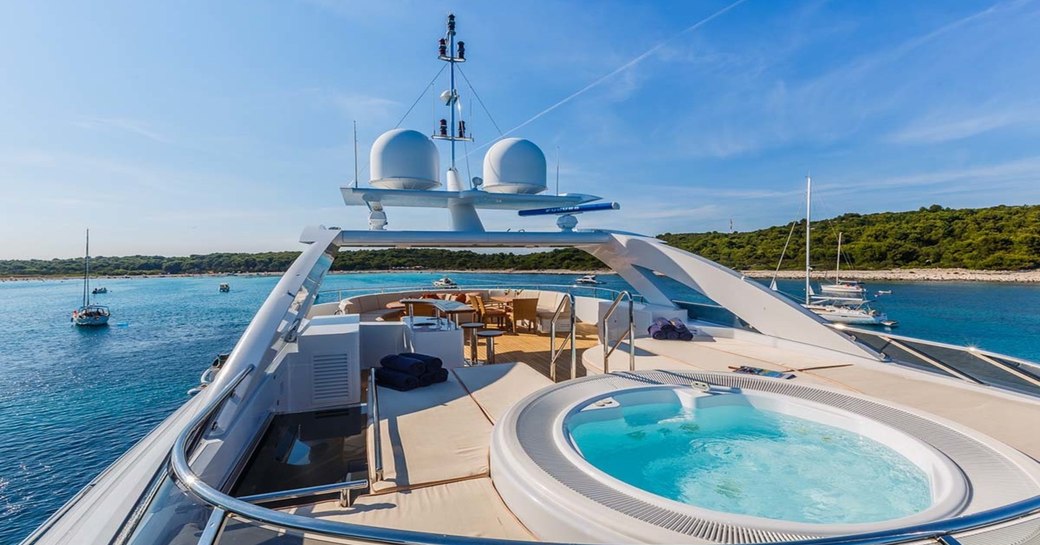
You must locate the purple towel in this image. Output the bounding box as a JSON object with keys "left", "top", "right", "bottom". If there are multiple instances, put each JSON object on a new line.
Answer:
{"left": 648, "top": 318, "right": 675, "bottom": 340}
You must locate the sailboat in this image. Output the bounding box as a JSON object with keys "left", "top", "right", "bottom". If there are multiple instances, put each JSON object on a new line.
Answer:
{"left": 819, "top": 232, "right": 866, "bottom": 296}
{"left": 71, "top": 229, "right": 111, "bottom": 327}
{"left": 772, "top": 177, "right": 891, "bottom": 326}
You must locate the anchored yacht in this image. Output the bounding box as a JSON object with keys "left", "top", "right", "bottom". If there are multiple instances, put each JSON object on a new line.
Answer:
{"left": 25, "top": 14, "right": 1040, "bottom": 545}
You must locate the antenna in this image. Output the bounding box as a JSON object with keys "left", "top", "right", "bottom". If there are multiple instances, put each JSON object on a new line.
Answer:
{"left": 432, "top": 13, "right": 473, "bottom": 170}
{"left": 352, "top": 120, "right": 359, "bottom": 189}
{"left": 555, "top": 146, "right": 560, "bottom": 196}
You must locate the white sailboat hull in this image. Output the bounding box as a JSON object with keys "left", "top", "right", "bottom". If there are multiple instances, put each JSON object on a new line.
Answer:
{"left": 805, "top": 304, "right": 886, "bottom": 325}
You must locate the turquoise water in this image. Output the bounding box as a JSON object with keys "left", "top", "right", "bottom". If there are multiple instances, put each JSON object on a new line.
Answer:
{"left": 0, "top": 271, "right": 1038, "bottom": 542}
{"left": 568, "top": 401, "right": 932, "bottom": 524}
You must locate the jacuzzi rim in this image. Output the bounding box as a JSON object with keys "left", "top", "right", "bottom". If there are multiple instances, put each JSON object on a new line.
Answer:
{"left": 552, "top": 385, "right": 970, "bottom": 536}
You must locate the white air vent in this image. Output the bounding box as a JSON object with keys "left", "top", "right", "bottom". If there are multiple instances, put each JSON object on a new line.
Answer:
{"left": 312, "top": 353, "right": 351, "bottom": 405}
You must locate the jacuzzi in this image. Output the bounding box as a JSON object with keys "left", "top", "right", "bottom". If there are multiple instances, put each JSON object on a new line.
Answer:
{"left": 491, "top": 371, "right": 1040, "bottom": 544}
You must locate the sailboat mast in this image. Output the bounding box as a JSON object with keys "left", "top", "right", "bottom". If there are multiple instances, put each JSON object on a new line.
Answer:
{"left": 83, "top": 229, "right": 90, "bottom": 307}
{"left": 836, "top": 232, "right": 842, "bottom": 281}
{"left": 805, "top": 176, "right": 811, "bottom": 305}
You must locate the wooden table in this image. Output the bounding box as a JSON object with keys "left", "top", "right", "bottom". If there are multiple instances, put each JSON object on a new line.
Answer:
{"left": 397, "top": 298, "right": 475, "bottom": 325}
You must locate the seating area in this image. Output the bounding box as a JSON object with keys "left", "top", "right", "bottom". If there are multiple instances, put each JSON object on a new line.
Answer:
{"left": 338, "top": 289, "right": 571, "bottom": 334}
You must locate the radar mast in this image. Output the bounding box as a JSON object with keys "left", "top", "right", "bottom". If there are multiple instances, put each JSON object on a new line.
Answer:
{"left": 433, "top": 13, "right": 472, "bottom": 191}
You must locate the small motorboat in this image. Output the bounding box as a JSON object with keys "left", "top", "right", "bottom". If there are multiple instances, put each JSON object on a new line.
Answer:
{"left": 92, "top": 287, "right": 108, "bottom": 294}
{"left": 432, "top": 277, "right": 457, "bottom": 288}
{"left": 219, "top": 283, "right": 231, "bottom": 293}
{"left": 575, "top": 274, "right": 603, "bottom": 285}
{"left": 877, "top": 290, "right": 892, "bottom": 295}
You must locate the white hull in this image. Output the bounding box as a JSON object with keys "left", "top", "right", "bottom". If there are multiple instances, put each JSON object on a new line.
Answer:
{"left": 819, "top": 284, "right": 866, "bottom": 296}
{"left": 73, "top": 314, "right": 110, "bottom": 327}
{"left": 805, "top": 304, "right": 886, "bottom": 325}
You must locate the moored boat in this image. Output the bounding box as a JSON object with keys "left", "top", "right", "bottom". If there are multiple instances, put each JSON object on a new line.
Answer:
{"left": 71, "top": 229, "right": 110, "bottom": 327}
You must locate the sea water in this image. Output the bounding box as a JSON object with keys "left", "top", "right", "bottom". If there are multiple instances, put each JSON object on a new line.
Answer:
{"left": 568, "top": 401, "right": 932, "bottom": 524}
{"left": 1, "top": 272, "right": 1038, "bottom": 542}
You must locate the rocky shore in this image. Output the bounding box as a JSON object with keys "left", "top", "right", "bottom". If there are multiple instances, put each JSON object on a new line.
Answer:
{"left": 741, "top": 268, "right": 1040, "bottom": 283}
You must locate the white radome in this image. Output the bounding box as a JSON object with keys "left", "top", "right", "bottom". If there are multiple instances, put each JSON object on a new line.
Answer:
{"left": 482, "top": 138, "right": 547, "bottom": 194}
{"left": 370, "top": 129, "right": 440, "bottom": 190}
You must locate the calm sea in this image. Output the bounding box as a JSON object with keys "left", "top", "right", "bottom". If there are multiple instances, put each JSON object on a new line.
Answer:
{"left": 2, "top": 271, "right": 1039, "bottom": 543}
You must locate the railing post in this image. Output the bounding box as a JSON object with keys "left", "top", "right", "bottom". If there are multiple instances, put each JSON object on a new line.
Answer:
{"left": 628, "top": 297, "right": 635, "bottom": 372}
{"left": 569, "top": 294, "right": 577, "bottom": 380}
{"left": 368, "top": 372, "right": 383, "bottom": 482}
{"left": 603, "top": 314, "right": 610, "bottom": 374}
{"left": 549, "top": 319, "right": 557, "bottom": 382}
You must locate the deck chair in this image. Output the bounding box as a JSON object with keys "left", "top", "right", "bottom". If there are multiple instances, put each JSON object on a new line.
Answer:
{"left": 509, "top": 298, "right": 538, "bottom": 333}
{"left": 471, "top": 294, "right": 508, "bottom": 328}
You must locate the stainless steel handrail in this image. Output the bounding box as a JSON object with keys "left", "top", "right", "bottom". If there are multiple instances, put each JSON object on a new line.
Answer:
{"left": 368, "top": 371, "right": 384, "bottom": 482}
{"left": 548, "top": 294, "right": 576, "bottom": 382}
{"left": 840, "top": 325, "right": 1040, "bottom": 395}
{"left": 238, "top": 479, "right": 369, "bottom": 506}
{"left": 601, "top": 291, "right": 635, "bottom": 373}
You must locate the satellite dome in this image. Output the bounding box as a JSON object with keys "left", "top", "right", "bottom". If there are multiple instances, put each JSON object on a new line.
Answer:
{"left": 370, "top": 129, "right": 440, "bottom": 190}
{"left": 482, "top": 138, "right": 546, "bottom": 194}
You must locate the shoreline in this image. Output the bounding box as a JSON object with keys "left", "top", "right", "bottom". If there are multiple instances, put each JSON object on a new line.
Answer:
{"left": 741, "top": 268, "right": 1040, "bottom": 283}
{"left": 4, "top": 268, "right": 1040, "bottom": 283}
{"left": 0, "top": 269, "right": 613, "bottom": 283}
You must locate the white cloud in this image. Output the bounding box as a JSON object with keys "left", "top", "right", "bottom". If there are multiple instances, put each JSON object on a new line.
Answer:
{"left": 889, "top": 102, "right": 1040, "bottom": 144}
{"left": 73, "top": 116, "right": 173, "bottom": 144}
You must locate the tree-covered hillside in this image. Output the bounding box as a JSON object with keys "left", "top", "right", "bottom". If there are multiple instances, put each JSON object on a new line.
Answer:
{"left": 659, "top": 204, "right": 1040, "bottom": 270}
{"left": 0, "top": 248, "right": 603, "bottom": 277}
{"left": 2, "top": 204, "right": 1038, "bottom": 277}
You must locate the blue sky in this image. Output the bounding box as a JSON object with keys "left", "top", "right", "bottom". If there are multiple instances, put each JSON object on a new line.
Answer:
{"left": 2, "top": 0, "right": 1039, "bottom": 258}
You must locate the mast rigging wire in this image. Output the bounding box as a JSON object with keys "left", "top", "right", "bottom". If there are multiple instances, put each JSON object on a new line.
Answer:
{"left": 456, "top": 65, "right": 504, "bottom": 136}
{"left": 393, "top": 64, "right": 448, "bottom": 129}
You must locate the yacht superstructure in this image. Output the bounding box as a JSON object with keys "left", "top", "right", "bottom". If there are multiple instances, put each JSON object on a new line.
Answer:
{"left": 24, "top": 14, "right": 1040, "bottom": 545}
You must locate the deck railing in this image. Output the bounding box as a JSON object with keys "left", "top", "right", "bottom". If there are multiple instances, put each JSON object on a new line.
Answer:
{"left": 601, "top": 291, "right": 636, "bottom": 374}
{"left": 315, "top": 283, "right": 645, "bottom": 305}
{"left": 839, "top": 325, "right": 1040, "bottom": 397}
{"left": 548, "top": 293, "right": 577, "bottom": 382}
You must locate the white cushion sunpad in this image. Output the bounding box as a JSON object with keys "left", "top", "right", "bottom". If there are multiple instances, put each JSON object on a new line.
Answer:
{"left": 452, "top": 363, "right": 553, "bottom": 423}
{"left": 292, "top": 478, "right": 533, "bottom": 540}
{"left": 369, "top": 372, "right": 493, "bottom": 493}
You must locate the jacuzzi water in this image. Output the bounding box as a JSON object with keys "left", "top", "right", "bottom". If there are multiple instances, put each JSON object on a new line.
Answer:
{"left": 568, "top": 400, "right": 933, "bottom": 524}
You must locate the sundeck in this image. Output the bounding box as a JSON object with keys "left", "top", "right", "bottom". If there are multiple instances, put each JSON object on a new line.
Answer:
{"left": 24, "top": 14, "right": 1040, "bottom": 545}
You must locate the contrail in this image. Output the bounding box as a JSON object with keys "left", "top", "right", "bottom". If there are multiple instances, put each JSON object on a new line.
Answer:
{"left": 465, "top": 0, "right": 748, "bottom": 157}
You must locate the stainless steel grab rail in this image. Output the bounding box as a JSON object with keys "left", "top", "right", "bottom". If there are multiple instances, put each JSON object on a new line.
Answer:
{"left": 600, "top": 291, "right": 635, "bottom": 374}
{"left": 368, "top": 370, "right": 383, "bottom": 482}
{"left": 548, "top": 293, "right": 577, "bottom": 382}
{"left": 238, "top": 478, "right": 369, "bottom": 507}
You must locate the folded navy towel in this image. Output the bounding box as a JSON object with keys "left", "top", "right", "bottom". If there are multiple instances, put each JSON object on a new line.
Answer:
{"left": 417, "top": 368, "right": 449, "bottom": 387}
{"left": 399, "top": 352, "right": 443, "bottom": 371}
{"left": 375, "top": 367, "right": 419, "bottom": 391}
{"left": 380, "top": 354, "right": 426, "bottom": 376}
{"left": 666, "top": 330, "right": 680, "bottom": 340}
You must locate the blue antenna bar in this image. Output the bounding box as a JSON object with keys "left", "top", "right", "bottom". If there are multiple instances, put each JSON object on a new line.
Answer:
{"left": 518, "top": 202, "right": 620, "bottom": 217}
